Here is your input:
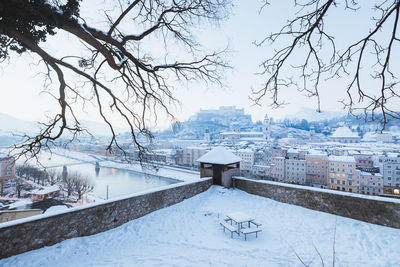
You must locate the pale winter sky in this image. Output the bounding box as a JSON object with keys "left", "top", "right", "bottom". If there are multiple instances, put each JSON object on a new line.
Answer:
{"left": 0, "top": 1, "right": 396, "bottom": 129}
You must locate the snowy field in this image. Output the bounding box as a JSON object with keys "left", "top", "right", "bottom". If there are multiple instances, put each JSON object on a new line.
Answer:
{"left": 1, "top": 186, "right": 400, "bottom": 266}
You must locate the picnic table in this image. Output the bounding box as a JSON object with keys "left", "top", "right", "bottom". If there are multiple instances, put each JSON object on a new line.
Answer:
{"left": 222, "top": 212, "right": 262, "bottom": 240}
{"left": 226, "top": 212, "right": 255, "bottom": 232}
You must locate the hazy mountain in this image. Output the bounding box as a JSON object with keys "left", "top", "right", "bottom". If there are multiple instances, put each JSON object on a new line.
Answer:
{"left": 0, "top": 112, "right": 125, "bottom": 137}
{"left": 0, "top": 113, "right": 37, "bottom": 135}
{"left": 285, "top": 107, "right": 348, "bottom": 122}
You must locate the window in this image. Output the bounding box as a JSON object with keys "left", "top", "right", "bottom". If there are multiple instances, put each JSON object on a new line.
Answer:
{"left": 337, "top": 180, "right": 340, "bottom": 184}
{"left": 349, "top": 181, "right": 352, "bottom": 186}
{"left": 331, "top": 179, "right": 334, "bottom": 184}
{"left": 342, "top": 180, "right": 346, "bottom": 185}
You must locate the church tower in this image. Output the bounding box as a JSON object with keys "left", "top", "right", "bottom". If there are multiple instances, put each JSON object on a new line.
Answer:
{"left": 262, "top": 115, "right": 270, "bottom": 140}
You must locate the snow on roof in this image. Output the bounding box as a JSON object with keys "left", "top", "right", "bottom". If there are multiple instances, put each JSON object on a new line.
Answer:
{"left": 240, "top": 132, "right": 263, "bottom": 135}
{"left": 331, "top": 126, "right": 359, "bottom": 138}
{"left": 31, "top": 185, "right": 60, "bottom": 195}
{"left": 307, "top": 150, "right": 327, "bottom": 157}
{"left": 359, "top": 171, "right": 382, "bottom": 177}
{"left": 0, "top": 153, "right": 13, "bottom": 159}
{"left": 328, "top": 155, "right": 356, "bottom": 163}
{"left": 236, "top": 148, "right": 253, "bottom": 153}
{"left": 219, "top": 131, "right": 239, "bottom": 135}
{"left": 196, "top": 147, "right": 241, "bottom": 165}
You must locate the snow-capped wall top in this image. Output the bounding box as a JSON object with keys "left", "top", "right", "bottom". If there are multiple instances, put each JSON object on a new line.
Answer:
{"left": 331, "top": 126, "right": 359, "bottom": 138}
{"left": 197, "top": 146, "right": 242, "bottom": 165}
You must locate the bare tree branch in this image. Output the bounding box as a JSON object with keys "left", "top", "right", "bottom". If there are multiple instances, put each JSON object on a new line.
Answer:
{"left": 0, "top": 0, "right": 231, "bottom": 160}
{"left": 255, "top": 0, "right": 400, "bottom": 129}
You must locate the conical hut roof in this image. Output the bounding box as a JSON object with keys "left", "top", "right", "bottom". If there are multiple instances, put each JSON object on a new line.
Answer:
{"left": 197, "top": 147, "right": 241, "bottom": 165}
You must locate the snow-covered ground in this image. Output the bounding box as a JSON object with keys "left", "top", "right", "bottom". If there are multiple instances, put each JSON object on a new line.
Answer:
{"left": 2, "top": 186, "right": 399, "bottom": 266}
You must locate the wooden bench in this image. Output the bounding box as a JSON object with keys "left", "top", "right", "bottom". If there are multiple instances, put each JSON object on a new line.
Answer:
{"left": 250, "top": 221, "right": 262, "bottom": 227}
{"left": 240, "top": 227, "right": 262, "bottom": 241}
{"left": 224, "top": 217, "right": 233, "bottom": 224}
{"left": 220, "top": 221, "right": 238, "bottom": 238}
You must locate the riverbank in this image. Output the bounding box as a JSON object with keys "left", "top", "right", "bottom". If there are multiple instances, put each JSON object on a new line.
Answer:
{"left": 52, "top": 148, "right": 200, "bottom": 182}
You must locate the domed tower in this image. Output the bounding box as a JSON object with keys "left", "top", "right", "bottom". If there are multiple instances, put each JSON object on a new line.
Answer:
{"left": 262, "top": 115, "right": 270, "bottom": 140}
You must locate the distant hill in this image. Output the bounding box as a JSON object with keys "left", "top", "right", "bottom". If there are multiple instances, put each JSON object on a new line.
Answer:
{"left": 0, "top": 112, "right": 125, "bottom": 138}
{"left": 285, "top": 107, "right": 348, "bottom": 122}
{"left": 0, "top": 113, "right": 37, "bottom": 135}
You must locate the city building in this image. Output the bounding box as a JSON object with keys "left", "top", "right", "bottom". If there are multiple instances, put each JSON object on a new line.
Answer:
{"left": 252, "top": 164, "right": 270, "bottom": 178}
{"left": 328, "top": 156, "right": 357, "bottom": 193}
{"left": 234, "top": 149, "right": 255, "bottom": 172}
{"left": 182, "top": 147, "right": 208, "bottom": 167}
{"left": 305, "top": 153, "right": 328, "bottom": 187}
{"left": 330, "top": 126, "right": 361, "bottom": 143}
{"left": 356, "top": 170, "right": 383, "bottom": 195}
{"left": 353, "top": 152, "right": 374, "bottom": 169}
{"left": 0, "top": 154, "right": 15, "bottom": 196}
{"left": 285, "top": 158, "right": 306, "bottom": 184}
{"left": 373, "top": 153, "right": 400, "bottom": 195}
{"left": 270, "top": 157, "right": 285, "bottom": 181}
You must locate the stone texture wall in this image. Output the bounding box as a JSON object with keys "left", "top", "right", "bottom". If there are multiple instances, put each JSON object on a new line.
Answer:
{"left": 221, "top": 168, "right": 240, "bottom": 188}
{"left": 0, "top": 179, "right": 212, "bottom": 259}
{"left": 233, "top": 177, "right": 400, "bottom": 229}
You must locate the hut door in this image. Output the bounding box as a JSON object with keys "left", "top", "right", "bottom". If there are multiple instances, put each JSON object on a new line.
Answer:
{"left": 212, "top": 165, "right": 222, "bottom": 185}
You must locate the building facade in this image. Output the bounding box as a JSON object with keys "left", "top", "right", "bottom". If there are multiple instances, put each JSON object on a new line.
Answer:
{"left": 0, "top": 155, "right": 15, "bottom": 196}
{"left": 270, "top": 157, "right": 285, "bottom": 181}
{"left": 328, "top": 156, "right": 357, "bottom": 193}
{"left": 235, "top": 149, "right": 255, "bottom": 171}
{"left": 285, "top": 158, "right": 306, "bottom": 184}
{"left": 356, "top": 170, "right": 383, "bottom": 195}
{"left": 306, "top": 154, "right": 328, "bottom": 187}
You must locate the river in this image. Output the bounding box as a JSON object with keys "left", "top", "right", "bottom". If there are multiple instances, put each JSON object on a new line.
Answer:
{"left": 55, "top": 163, "right": 179, "bottom": 199}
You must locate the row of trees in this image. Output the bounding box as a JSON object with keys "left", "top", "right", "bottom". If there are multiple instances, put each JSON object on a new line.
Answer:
{"left": 15, "top": 165, "right": 56, "bottom": 186}
{"left": 15, "top": 165, "right": 93, "bottom": 200}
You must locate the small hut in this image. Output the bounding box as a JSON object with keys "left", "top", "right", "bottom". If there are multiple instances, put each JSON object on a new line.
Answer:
{"left": 197, "top": 147, "right": 241, "bottom": 188}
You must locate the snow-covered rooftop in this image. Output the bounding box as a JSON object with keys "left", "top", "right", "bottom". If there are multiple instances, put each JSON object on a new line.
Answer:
{"left": 2, "top": 186, "right": 399, "bottom": 266}
{"left": 328, "top": 155, "right": 356, "bottom": 163}
{"left": 31, "top": 185, "right": 60, "bottom": 195}
{"left": 197, "top": 147, "right": 241, "bottom": 165}
{"left": 331, "top": 126, "right": 359, "bottom": 138}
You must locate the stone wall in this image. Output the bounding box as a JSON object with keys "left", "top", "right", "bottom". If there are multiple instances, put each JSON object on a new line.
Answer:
{"left": 233, "top": 177, "right": 400, "bottom": 229}
{"left": 221, "top": 168, "right": 240, "bottom": 188}
{"left": 0, "top": 209, "right": 42, "bottom": 223}
{"left": 0, "top": 178, "right": 212, "bottom": 259}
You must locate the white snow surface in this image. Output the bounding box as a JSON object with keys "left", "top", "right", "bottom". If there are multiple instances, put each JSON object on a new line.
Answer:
{"left": 1, "top": 186, "right": 399, "bottom": 266}
{"left": 6, "top": 199, "right": 33, "bottom": 209}
{"left": 44, "top": 205, "right": 69, "bottom": 214}
{"left": 197, "top": 146, "right": 242, "bottom": 165}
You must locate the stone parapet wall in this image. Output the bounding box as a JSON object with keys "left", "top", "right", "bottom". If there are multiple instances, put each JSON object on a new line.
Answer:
{"left": 233, "top": 177, "right": 400, "bottom": 229}
{"left": 0, "top": 178, "right": 212, "bottom": 259}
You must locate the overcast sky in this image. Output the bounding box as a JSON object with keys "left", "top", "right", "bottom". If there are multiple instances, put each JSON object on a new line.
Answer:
{"left": 0, "top": 1, "right": 395, "bottom": 129}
